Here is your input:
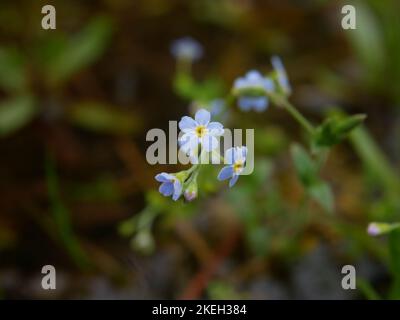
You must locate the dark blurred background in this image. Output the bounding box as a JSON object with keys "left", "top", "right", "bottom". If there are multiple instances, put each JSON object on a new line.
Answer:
{"left": 0, "top": 0, "right": 400, "bottom": 299}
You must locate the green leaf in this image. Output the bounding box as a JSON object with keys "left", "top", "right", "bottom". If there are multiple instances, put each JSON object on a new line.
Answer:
{"left": 0, "top": 95, "right": 36, "bottom": 136}
{"left": 291, "top": 143, "right": 334, "bottom": 213}
{"left": 291, "top": 143, "right": 318, "bottom": 186}
{"left": 45, "top": 153, "right": 90, "bottom": 269}
{"left": 68, "top": 101, "right": 141, "bottom": 135}
{"left": 314, "top": 114, "right": 366, "bottom": 147}
{"left": 345, "top": 0, "right": 386, "bottom": 85}
{"left": 309, "top": 181, "right": 334, "bottom": 214}
{"left": 335, "top": 114, "right": 367, "bottom": 135}
{"left": 389, "top": 229, "right": 400, "bottom": 299}
{"left": 45, "top": 16, "right": 113, "bottom": 85}
{"left": 118, "top": 216, "right": 138, "bottom": 237}
{"left": 350, "top": 125, "right": 400, "bottom": 196}
{"left": 0, "top": 47, "right": 28, "bottom": 93}
{"left": 173, "top": 72, "right": 197, "bottom": 99}
{"left": 173, "top": 72, "right": 224, "bottom": 102}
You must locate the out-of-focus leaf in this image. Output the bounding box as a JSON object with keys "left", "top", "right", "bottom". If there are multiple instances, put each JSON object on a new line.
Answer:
{"left": 357, "top": 278, "right": 381, "bottom": 300}
{"left": 291, "top": 144, "right": 334, "bottom": 213}
{"left": 174, "top": 72, "right": 196, "bottom": 99}
{"left": 350, "top": 126, "right": 400, "bottom": 195}
{"left": 45, "top": 153, "right": 90, "bottom": 269}
{"left": 207, "top": 281, "right": 244, "bottom": 300}
{"left": 309, "top": 181, "right": 334, "bottom": 214}
{"left": 69, "top": 177, "right": 121, "bottom": 202}
{"left": 118, "top": 216, "right": 138, "bottom": 237}
{"left": 45, "top": 16, "right": 113, "bottom": 85}
{"left": 174, "top": 72, "right": 224, "bottom": 102}
{"left": 291, "top": 144, "right": 318, "bottom": 187}
{"left": 313, "top": 114, "right": 366, "bottom": 148}
{"left": 255, "top": 126, "right": 288, "bottom": 155}
{"left": 0, "top": 47, "right": 28, "bottom": 93}
{"left": 346, "top": 0, "right": 386, "bottom": 85}
{"left": 68, "top": 101, "right": 141, "bottom": 135}
{"left": 0, "top": 95, "right": 36, "bottom": 137}
{"left": 389, "top": 229, "right": 400, "bottom": 299}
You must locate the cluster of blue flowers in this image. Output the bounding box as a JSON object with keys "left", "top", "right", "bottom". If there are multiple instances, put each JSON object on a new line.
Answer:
{"left": 155, "top": 108, "right": 249, "bottom": 201}
{"left": 232, "top": 56, "right": 291, "bottom": 112}
{"left": 156, "top": 37, "right": 292, "bottom": 201}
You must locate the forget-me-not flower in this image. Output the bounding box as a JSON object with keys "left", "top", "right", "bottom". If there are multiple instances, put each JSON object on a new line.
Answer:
{"left": 217, "top": 146, "right": 248, "bottom": 187}
{"left": 233, "top": 70, "right": 274, "bottom": 112}
{"left": 271, "top": 56, "right": 291, "bottom": 95}
{"left": 178, "top": 109, "right": 224, "bottom": 158}
{"left": 170, "top": 37, "right": 203, "bottom": 62}
{"left": 155, "top": 172, "right": 183, "bottom": 201}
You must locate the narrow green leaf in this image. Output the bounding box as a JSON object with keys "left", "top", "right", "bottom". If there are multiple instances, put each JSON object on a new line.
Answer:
{"left": 334, "top": 114, "right": 367, "bottom": 136}
{"left": 46, "top": 16, "right": 113, "bottom": 85}
{"left": 68, "top": 101, "right": 141, "bottom": 135}
{"left": 291, "top": 143, "right": 318, "bottom": 186}
{"left": 0, "top": 95, "right": 36, "bottom": 136}
{"left": 309, "top": 181, "right": 334, "bottom": 214}
{"left": 314, "top": 114, "right": 366, "bottom": 148}
{"left": 345, "top": 0, "right": 386, "bottom": 84}
{"left": 389, "top": 229, "right": 400, "bottom": 299}
{"left": 45, "top": 153, "right": 90, "bottom": 269}
{"left": 0, "top": 47, "right": 28, "bottom": 93}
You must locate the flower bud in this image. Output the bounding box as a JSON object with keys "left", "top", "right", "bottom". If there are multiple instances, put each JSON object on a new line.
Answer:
{"left": 131, "top": 230, "right": 155, "bottom": 254}
{"left": 367, "top": 222, "right": 400, "bottom": 236}
{"left": 184, "top": 177, "right": 198, "bottom": 202}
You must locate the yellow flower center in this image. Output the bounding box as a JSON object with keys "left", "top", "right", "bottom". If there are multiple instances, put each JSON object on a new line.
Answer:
{"left": 195, "top": 125, "right": 207, "bottom": 137}
{"left": 233, "top": 161, "right": 244, "bottom": 173}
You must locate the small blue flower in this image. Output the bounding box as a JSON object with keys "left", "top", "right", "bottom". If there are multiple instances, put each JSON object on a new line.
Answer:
{"left": 271, "top": 56, "right": 291, "bottom": 95}
{"left": 209, "top": 99, "right": 225, "bottom": 117}
{"left": 170, "top": 37, "right": 203, "bottom": 61}
{"left": 217, "top": 146, "right": 248, "bottom": 187}
{"left": 233, "top": 70, "right": 274, "bottom": 112}
{"left": 237, "top": 96, "right": 269, "bottom": 112}
{"left": 155, "top": 172, "right": 182, "bottom": 201}
{"left": 178, "top": 109, "right": 224, "bottom": 158}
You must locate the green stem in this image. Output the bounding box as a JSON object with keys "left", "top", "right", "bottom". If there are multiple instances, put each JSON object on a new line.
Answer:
{"left": 185, "top": 164, "right": 198, "bottom": 175}
{"left": 282, "top": 99, "right": 315, "bottom": 134}
{"left": 183, "top": 165, "right": 200, "bottom": 189}
{"left": 270, "top": 93, "right": 315, "bottom": 134}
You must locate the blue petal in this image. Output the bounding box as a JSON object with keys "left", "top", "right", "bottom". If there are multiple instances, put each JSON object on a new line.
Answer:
{"left": 159, "top": 182, "right": 174, "bottom": 196}
{"left": 201, "top": 135, "right": 219, "bottom": 152}
{"left": 232, "top": 147, "right": 247, "bottom": 162}
{"left": 170, "top": 37, "right": 203, "bottom": 61}
{"left": 241, "top": 146, "right": 248, "bottom": 159}
{"left": 246, "top": 70, "right": 263, "bottom": 82}
{"left": 179, "top": 116, "right": 197, "bottom": 131}
{"left": 263, "top": 78, "right": 275, "bottom": 92}
{"left": 229, "top": 174, "right": 239, "bottom": 187}
{"left": 218, "top": 166, "right": 234, "bottom": 181}
{"left": 172, "top": 180, "right": 182, "bottom": 201}
{"left": 155, "top": 172, "right": 173, "bottom": 182}
{"left": 224, "top": 148, "right": 235, "bottom": 165}
{"left": 271, "top": 56, "right": 291, "bottom": 94}
{"left": 238, "top": 97, "right": 253, "bottom": 111}
{"left": 207, "top": 121, "right": 224, "bottom": 136}
{"left": 195, "top": 109, "right": 210, "bottom": 125}
{"left": 253, "top": 97, "right": 268, "bottom": 112}
{"left": 239, "top": 96, "right": 267, "bottom": 112}
{"left": 234, "top": 78, "right": 246, "bottom": 90}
